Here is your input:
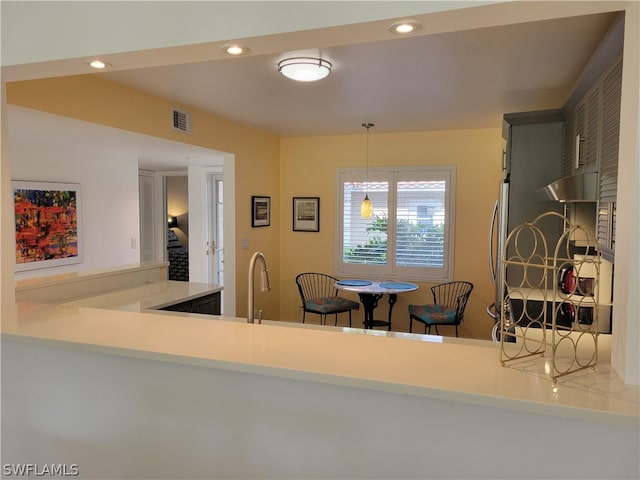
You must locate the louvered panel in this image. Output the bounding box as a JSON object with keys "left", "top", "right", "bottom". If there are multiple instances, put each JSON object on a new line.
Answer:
{"left": 599, "top": 60, "right": 622, "bottom": 204}
{"left": 599, "top": 175, "right": 617, "bottom": 198}
{"left": 584, "top": 88, "right": 601, "bottom": 170}
{"left": 610, "top": 204, "right": 616, "bottom": 250}
{"left": 139, "top": 175, "right": 155, "bottom": 263}
{"left": 396, "top": 180, "right": 446, "bottom": 268}
{"left": 171, "top": 108, "right": 193, "bottom": 134}
{"left": 597, "top": 204, "right": 610, "bottom": 250}
{"left": 575, "top": 103, "right": 586, "bottom": 169}
{"left": 597, "top": 202, "right": 616, "bottom": 259}
{"left": 562, "top": 115, "right": 576, "bottom": 177}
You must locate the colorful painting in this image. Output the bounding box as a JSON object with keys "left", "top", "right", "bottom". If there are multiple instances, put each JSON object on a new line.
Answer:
{"left": 13, "top": 181, "right": 82, "bottom": 271}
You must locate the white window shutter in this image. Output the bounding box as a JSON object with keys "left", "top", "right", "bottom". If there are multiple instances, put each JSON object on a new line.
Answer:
{"left": 336, "top": 166, "right": 454, "bottom": 281}
{"left": 139, "top": 175, "right": 156, "bottom": 263}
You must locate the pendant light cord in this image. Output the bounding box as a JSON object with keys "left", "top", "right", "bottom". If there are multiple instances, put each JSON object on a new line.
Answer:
{"left": 359, "top": 123, "right": 375, "bottom": 219}
{"left": 362, "top": 122, "right": 374, "bottom": 190}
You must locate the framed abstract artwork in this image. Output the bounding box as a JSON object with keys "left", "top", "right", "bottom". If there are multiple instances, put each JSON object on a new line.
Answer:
{"left": 13, "top": 181, "right": 83, "bottom": 271}
{"left": 251, "top": 195, "right": 271, "bottom": 227}
{"left": 293, "top": 197, "right": 320, "bottom": 232}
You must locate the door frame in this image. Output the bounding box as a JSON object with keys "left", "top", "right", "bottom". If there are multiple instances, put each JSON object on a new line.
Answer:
{"left": 143, "top": 157, "right": 236, "bottom": 316}
{"left": 158, "top": 155, "right": 235, "bottom": 316}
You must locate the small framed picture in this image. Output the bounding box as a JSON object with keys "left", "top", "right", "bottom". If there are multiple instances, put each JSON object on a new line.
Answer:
{"left": 293, "top": 197, "right": 320, "bottom": 232}
{"left": 251, "top": 196, "right": 271, "bottom": 227}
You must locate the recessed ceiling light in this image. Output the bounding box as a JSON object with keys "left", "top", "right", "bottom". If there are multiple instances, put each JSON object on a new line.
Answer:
{"left": 222, "top": 44, "right": 249, "bottom": 56}
{"left": 88, "top": 59, "right": 110, "bottom": 70}
{"left": 389, "top": 20, "right": 422, "bottom": 35}
{"left": 278, "top": 57, "right": 332, "bottom": 82}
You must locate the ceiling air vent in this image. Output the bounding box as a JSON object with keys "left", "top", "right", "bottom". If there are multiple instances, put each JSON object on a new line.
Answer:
{"left": 171, "top": 108, "right": 192, "bottom": 134}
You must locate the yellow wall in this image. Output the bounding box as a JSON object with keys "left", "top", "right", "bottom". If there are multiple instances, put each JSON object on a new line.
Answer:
{"left": 280, "top": 129, "right": 502, "bottom": 338}
{"left": 7, "top": 75, "right": 281, "bottom": 319}
{"left": 8, "top": 76, "right": 503, "bottom": 338}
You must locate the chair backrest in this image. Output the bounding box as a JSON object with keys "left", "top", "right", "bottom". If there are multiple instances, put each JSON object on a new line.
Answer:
{"left": 295, "top": 272, "right": 340, "bottom": 304}
{"left": 431, "top": 281, "right": 474, "bottom": 323}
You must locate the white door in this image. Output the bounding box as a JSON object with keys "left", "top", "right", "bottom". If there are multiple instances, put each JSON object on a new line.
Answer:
{"left": 187, "top": 166, "right": 223, "bottom": 284}
{"left": 206, "top": 173, "right": 224, "bottom": 286}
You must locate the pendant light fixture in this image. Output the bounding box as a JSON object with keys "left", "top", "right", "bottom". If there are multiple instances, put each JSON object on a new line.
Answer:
{"left": 360, "top": 123, "right": 374, "bottom": 219}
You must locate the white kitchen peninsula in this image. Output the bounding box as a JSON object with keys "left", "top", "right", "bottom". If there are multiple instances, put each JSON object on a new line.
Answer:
{"left": 62, "top": 279, "right": 222, "bottom": 313}
{"left": 2, "top": 279, "right": 638, "bottom": 479}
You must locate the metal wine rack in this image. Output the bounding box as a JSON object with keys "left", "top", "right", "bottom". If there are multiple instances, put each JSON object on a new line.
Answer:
{"left": 499, "top": 211, "right": 600, "bottom": 381}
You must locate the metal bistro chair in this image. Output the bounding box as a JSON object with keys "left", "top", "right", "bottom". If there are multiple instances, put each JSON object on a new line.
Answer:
{"left": 295, "top": 272, "right": 360, "bottom": 327}
{"left": 408, "top": 281, "right": 474, "bottom": 337}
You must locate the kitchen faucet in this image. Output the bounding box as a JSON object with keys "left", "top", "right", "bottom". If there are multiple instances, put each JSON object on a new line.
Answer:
{"left": 247, "top": 251, "right": 271, "bottom": 323}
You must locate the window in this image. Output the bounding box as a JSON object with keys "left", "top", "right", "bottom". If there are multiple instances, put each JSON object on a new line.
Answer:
{"left": 336, "top": 166, "right": 455, "bottom": 281}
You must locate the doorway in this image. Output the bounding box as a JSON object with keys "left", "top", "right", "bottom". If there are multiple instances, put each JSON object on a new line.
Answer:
{"left": 139, "top": 156, "right": 236, "bottom": 316}
{"left": 161, "top": 170, "right": 219, "bottom": 286}
{"left": 166, "top": 174, "right": 189, "bottom": 281}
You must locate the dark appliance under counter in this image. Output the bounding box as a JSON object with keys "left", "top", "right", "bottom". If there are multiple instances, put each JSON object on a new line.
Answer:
{"left": 158, "top": 291, "right": 221, "bottom": 316}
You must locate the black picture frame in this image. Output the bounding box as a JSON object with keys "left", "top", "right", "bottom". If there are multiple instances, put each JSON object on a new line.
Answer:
{"left": 293, "top": 197, "right": 320, "bottom": 232}
{"left": 251, "top": 196, "right": 271, "bottom": 227}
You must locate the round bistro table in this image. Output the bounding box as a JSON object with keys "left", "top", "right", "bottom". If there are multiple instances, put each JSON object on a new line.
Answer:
{"left": 335, "top": 280, "right": 419, "bottom": 330}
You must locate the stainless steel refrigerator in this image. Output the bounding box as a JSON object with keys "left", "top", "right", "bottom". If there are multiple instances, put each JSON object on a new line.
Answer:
{"left": 487, "top": 110, "right": 564, "bottom": 340}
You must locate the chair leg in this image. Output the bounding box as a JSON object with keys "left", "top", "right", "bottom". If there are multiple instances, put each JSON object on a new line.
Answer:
{"left": 435, "top": 325, "right": 440, "bottom": 336}
{"left": 302, "top": 311, "right": 306, "bottom": 324}
{"left": 334, "top": 313, "right": 338, "bottom": 326}
{"left": 409, "top": 317, "right": 413, "bottom": 333}
{"left": 348, "top": 310, "right": 352, "bottom": 328}
{"left": 455, "top": 325, "right": 459, "bottom": 337}
{"left": 425, "top": 324, "right": 430, "bottom": 335}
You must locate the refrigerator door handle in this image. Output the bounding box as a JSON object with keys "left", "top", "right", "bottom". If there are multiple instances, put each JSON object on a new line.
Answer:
{"left": 489, "top": 199, "right": 499, "bottom": 284}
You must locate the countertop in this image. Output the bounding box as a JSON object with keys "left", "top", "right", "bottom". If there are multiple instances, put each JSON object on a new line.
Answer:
{"left": 61, "top": 280, "right": 222, "bottom": 311}
{"left": 2, "top": 293, "right": 638, "bottom": 427}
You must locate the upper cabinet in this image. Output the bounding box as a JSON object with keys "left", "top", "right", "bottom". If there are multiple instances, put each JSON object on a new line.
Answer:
{"left": 598, "top": 59, "right": 622, "bottom": 261}
{"left": 562, "top": 56, "right": 622, "bottom": 261}
{"left": 563, "top": 87, "right": 602, "bottom": 177}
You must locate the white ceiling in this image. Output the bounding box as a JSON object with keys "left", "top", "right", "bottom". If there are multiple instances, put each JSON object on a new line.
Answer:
{"left": 7, "top": 8, "right": 621, "bottom": 170}
{"left": 95, "top": 12, "right": 619, "bottom": 137}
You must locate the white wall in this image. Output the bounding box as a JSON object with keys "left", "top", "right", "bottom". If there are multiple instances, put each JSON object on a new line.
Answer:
{"left": 10, "top": 130, "right": 140, "bottom": 280}
{"left": 611, "top": 2, "right": 640, "bottom": 386}
{"left": 2, "top": 339, "right": 638, "bottom": 479}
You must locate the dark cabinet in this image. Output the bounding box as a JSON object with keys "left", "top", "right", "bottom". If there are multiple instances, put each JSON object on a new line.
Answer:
{"left": 160, "top": 291, "right": 221, "bottom": 315}
{"left": 191, "top": 293, "right": 221, "bottom": 315}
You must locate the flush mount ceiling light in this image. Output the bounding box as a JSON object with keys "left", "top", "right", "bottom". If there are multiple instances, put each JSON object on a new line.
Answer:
{"left": 88, "top": 59, "right": 110, "bottom": 70}
{"left": 222, "top": 44, "right": 250, "bottom": 56}
{"left": 277, "top": 57, "right": 332, "bottom": 82}
{"left": 388, "top": 20, "right": 422, "bottom": 35}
